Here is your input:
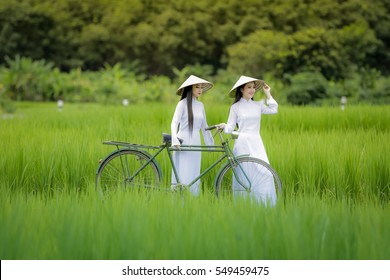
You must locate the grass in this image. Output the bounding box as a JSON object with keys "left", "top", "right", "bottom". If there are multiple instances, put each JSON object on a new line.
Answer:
{"left": 0, "top": 102, "right": 389, "bottom": 259}
{"left": 1, "top": 187, "right": 389, "bottom": 259}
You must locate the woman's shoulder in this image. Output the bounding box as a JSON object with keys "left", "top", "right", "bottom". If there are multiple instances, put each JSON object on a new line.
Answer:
{"left": 173, "top": 99, "right": 186, "bottom": 111}
{"left": 230, "top": 101, "right": 240, "bottom": 109}
{"left": 177, "top": 98, "right": 187, "bottom": 106}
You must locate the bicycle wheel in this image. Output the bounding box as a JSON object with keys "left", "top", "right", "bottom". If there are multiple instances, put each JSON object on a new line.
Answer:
{"left": 215, "top": 157, "right": 282, "bottom": 203}
{"left": 96, "top": 149, "right": 162, "bottom": 195}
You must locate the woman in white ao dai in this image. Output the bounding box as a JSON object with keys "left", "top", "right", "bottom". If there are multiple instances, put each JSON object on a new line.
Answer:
{"left": 171, "top": 75, "right": 214, "bottom": 196}
{"left": 221, "top": 76, "right": 278, "bottom": 205}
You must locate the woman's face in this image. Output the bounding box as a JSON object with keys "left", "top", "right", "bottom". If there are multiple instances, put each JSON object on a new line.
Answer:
{"left": 241, "top": 82, "right": 256, "bottom": 100}
{"left": 192, "top": 84, "right": 203, "bottom": 98}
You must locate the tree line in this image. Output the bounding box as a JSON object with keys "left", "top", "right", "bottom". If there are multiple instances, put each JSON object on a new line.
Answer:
{"left": 1, "top": 0, "right": 389, "bottom": 79}
{"left": 0, "top": 0, "right": 389, "bottom": 109}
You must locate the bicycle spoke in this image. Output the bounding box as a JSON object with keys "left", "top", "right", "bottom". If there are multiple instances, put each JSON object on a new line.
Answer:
{"left": 215, "top": 157, "right": 282, "bottom": 203}
{"left": 96, "top": 150, "right": 162, "bottom": 195}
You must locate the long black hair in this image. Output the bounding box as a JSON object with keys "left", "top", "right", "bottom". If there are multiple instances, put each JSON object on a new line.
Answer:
{"left": 180, "top": 85, "right": 194, "bottom": 133}
{"left": 233, "top": 86, "right": 243, "bottom": 104}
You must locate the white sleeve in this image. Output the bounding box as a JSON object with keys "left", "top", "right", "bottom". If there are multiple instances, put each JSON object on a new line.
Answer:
{"left": 170, "top": 102, "right": 184, "bottom": 146}
{"left": 224, "top": 105, "right": 237, "bottom": 134}
{"left": 200, "top": 104, "right": 214, "bottom": 146}
{"left": 261, "top": 96, "right": 278, "bottom": 114}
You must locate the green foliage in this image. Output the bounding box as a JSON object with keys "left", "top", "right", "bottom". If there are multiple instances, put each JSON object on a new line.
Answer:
{"left": 0, "top": 58, "right": 177, "bottom": 104}
{"left": 1, "top": 56, "right": 390, "bottom": 105}
{"left": 371, "top": 77, "right": 390, "bottom": 104}
{"left": 0, "top": 0, "right": 389, "bottom": 79}
{"left": 0, "top": 82, "right": 15, "bottom": 113}
{"left": 284, "top": 72, "right": 328, "bottom": 105}
{"left": 172, "top": 63, "right": 214, "bottom": 85}
{"left": 227, "top": 22, "right": 382, "bottom": 81}
{"left": 0, "top": 1, "right": 56, "bottom": 63}
{"left": 2, "top": 55, "right": 56, "bottom": 101}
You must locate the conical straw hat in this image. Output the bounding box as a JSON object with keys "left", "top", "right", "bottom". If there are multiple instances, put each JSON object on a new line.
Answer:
{"left": 176, "top": 75, "right": 213, "bottom": 95}
{"left": 228, "top": 75, "right": 265, "bottom": 97}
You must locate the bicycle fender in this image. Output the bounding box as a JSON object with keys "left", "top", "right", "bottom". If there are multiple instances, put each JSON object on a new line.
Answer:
{"left": 96, "top": 148, "right": 163, "bottom": 178}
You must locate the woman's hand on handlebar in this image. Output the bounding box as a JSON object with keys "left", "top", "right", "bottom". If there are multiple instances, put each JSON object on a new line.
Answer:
{"left": 216, "top": 123, "right": 226, "bottom": 131}
{"left": 205, "top": 124, "right": 226, "bottom": 131}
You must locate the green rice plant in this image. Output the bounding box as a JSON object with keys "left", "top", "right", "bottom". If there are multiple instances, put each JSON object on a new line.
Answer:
{"left": 263, "top": 105, "right": 390, "bottom": 204}
{"left": 0, "top": 102, "right": 389, "bottom": 260}
{"left": 1, "top": 186, "right": 389, "bottom": 260}
{"left": 1, "top": 102, "right": 389, "bottom": 199}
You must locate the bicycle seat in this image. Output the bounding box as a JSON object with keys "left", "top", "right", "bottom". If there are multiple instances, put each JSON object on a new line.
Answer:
{"left": 162, "top": 133, "right": 183, "bottom": 144}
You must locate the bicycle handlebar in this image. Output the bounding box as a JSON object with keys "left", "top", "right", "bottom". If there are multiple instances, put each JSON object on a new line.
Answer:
{"left": 206, "top": 125, "right": 240, "bottom": 141}
{"left": 205, "top": 125, "right": 218, "bottom": 131}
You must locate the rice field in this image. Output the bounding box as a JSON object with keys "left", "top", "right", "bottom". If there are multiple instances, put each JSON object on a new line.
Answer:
{"left": 1, "top": 102, "right": 389, "bottom": 260}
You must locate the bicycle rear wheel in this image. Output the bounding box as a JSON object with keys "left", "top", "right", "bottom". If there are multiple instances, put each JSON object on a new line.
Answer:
{"left": 215, "top": 157, "right": 282, "bottom": 203}
{"left": 96, "top": 149, "right": 162, "bottom": 195}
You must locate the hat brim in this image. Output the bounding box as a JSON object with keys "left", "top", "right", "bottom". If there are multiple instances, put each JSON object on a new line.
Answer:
{"left": 176, "top": 83, "right": 213, "bottom": 96}
{"left": 176, "top": 75, "right": 213, "bottom": 95}
{"left": 228, "top": 79, "right": 265, "bottom": 98}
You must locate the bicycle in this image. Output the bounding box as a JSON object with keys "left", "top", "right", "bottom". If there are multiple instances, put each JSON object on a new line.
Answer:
{"left": 95, "top": 125, "right": 282, "bottom": 199}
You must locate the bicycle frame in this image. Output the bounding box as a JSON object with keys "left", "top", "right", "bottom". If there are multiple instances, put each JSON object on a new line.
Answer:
{"left": 100, "top": 130, "right": 253, "bottom": 191}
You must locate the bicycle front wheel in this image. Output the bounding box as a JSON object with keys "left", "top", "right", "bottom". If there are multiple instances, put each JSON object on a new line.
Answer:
{"left": 215, "top": 157, "right": 282, "bottom": 202}
{"left": 96, "top": 149, "right": 162, "bottom": 195}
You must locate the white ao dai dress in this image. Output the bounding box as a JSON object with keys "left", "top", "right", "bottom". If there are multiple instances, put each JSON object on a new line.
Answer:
{"left": 224, "top": 97, "right": 278, "bottom": 205}
{"left": 171, "top": 98, "right": 214, "bottom": 196}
